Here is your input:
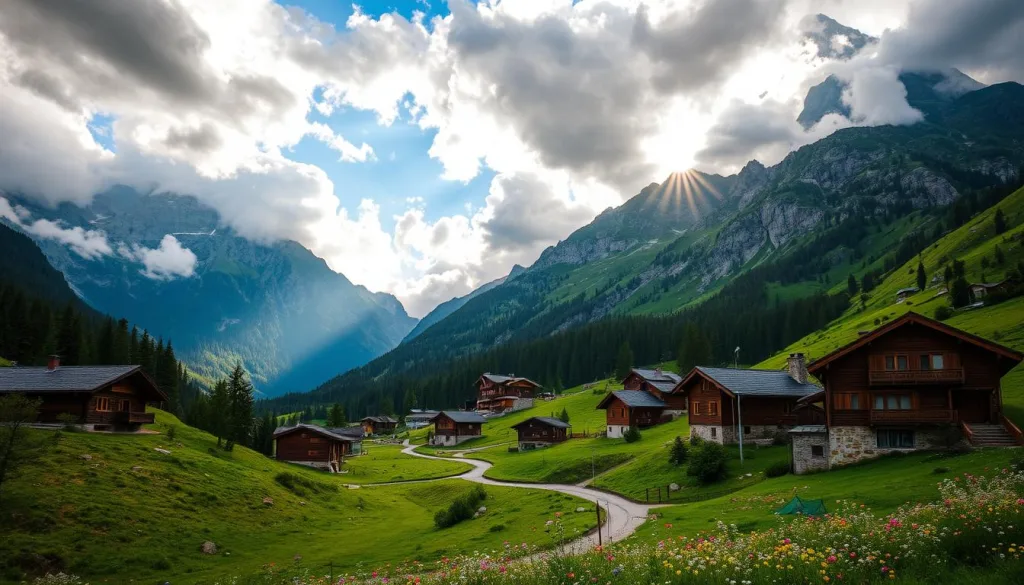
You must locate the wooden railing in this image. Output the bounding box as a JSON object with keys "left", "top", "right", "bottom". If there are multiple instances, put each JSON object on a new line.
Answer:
{"left": 870, "top": 409, "right": 958, "bottom": 424}
{"left": 115, "top": 411, "right": 155, "bottom": 424}
{"left": 868, "top": 368, "right": 965, "bottom": 385}
{"left": 999, "top": 413, "right": 1024, "bottom": 445}
{"left": 961, "top": 421, "right": 975, "bottom": 443}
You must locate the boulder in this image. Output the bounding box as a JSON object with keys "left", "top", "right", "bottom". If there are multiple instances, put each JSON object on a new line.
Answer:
{"left": 155, "top": 448, "right": 171, "bottom": 455}
{"left": 80, "top": 454, "right": 92, "bottom": 461}
{"left": 201, "top": 541, "right": 217, "bottom": 555}
{"left": 669, "top": 483, "right": 680, "bottom": 492}
{"left": 576, "top": 507, "right": 586, "bottom": 512}
{"left": 299, "top": 501, "right": 307, "bottom": 506}
{"left": 262, "top": 497, "right": 274, "bottom": 506}
{"left": 131, "top": 466, "right": 143, "bottom": 472}
{"left": 477, "top": 506, "right": 487, "bottom": 513}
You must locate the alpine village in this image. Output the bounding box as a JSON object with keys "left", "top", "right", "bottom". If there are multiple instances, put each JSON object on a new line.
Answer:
{"left": 3, "top": 4, "right": 1024, "bottom": 585}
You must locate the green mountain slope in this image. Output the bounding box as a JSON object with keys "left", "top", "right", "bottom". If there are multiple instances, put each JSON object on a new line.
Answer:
{"left": 758, "top": 185, "right": 1024, "bottom": 421}
{"left": 0, "top": 411, "right": 593, "bottom": 583}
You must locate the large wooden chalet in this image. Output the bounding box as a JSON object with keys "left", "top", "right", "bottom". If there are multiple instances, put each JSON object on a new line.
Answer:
{"left": 790, "top": 312, "right": 1024, "bottom": 474}
{"left": 512, "top": 416, "right": 571, "bottom": 450}
{"left": 672, "top": 357, "right": 820, "bottom": 445}
{"left": 597, "top": 390, "right": 667, "bottom": 438}
{"left": 429, "top": 410, "right": 486, "bottom": 446}
{"left": 272, "top": 423, "right": 364, "bottom": 472}
{"left": 475, "top": 373, "right": 542, "bottom": 413}
{"left": 360, "top": 415, "right": 398, "bottom": 435}
{"left": 622, "top": 368, "right": 685, "bottom": 414}
{"left": 0, "top": 357, "right": 165, "bottom": 431}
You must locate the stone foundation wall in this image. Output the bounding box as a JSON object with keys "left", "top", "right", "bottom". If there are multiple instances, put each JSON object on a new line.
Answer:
{"left": 430, "top": 434, "right": 478, "bottom": 447}
{"left": 828, "top": 426, "right": 951, "bottom": 467}
{"left": 690, "top": 424, "right": 725, "bottom": 444}
{"left": 791, "top": 434, "right": 830, "bottom": 475}
{"left": 692, "top": 424, "right": 784, "bottom": 445}
{"left": 511, "top": 398, "right": 535, "bottom": 412}
{"left": 607, "top": 424, "right": 628, "bottom": 439}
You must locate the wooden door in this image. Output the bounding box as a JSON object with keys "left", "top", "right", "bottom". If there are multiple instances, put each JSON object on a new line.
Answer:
{"left": 953, "top": 390, "right": 992, "bottom": 423}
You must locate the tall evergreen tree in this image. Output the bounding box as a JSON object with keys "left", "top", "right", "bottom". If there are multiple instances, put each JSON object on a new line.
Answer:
{"left": 327, "top": 403, "right": 346, "bottom": 427}
{"left": 113, "top": 319, "right": 130, "bottom": 363}
{"left": 847, "top": 274, "right": 859, "bottom": 296}
{"left": 209, "top": 380, "right": 230, "bottom": 448}
{"left": 677, "top": 324, "right": 712, "bottom": 373}
{"left": 225, "top": 364, "right": 254, "bottom": 450}
{"left": 916, "top": 261, "right": 927, "bottom": 291}
{"left": 55, "top": 304, "right": 82, "bottom": 365}
{"left": 994, "top": 208, "right": 1007, "bottom": 234}
{"left": 615, "top": 341, "right": 634, "bottom": 380}
{"left": 950, "top": 277, "right": 972, "bottom": 308}
{"left": 96, "top": 317, "right": 115, "bottom": 365}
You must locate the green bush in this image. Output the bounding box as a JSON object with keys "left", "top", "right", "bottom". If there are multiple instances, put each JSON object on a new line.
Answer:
{"left": 273, "top": 472, "right": 337, "bottom": 497}
{"left": 689, "top": 434, "right": 704, "bottom": 447}
{"left": 687, "top": 442, "right": 727, "bottom": 485}
{"left": 764, "top": 461, "right": 790, "bottom": 478}
{"left": 623, "top": 427, "right": 641, "bottom": 443}
{"left": 669, "top": 436, "right": 688, "bottom": 465}
{"left": 434, "top": 485, "right": 487, "bottom": 529}
{"left": 934, "top": 305, "right": 953, "bottom": 321}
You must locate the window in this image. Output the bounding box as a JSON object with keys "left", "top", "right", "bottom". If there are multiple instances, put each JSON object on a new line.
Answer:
{"left": 931, "top": 354, "right": 945, "bottom": 370}
{"left": 307, "top": 450, "right": 321, "bottom": 457}
{"left": 710, "top": 427, "right": 717, "bottom": 438}
{"left": 877, "top": 430, "right": 914, "bottom": 449}
{"left": 835, "top": 393, "right": 864, "bottom": 410}
{"left": 94, "top": 397, "right": 110, "bottom": 412}
{"left": 119, "top": 399, "right": 130, "bottom": 412}
{"left": 884, "top": 355, "right": 909, "bottom": 371}
{"left": 309, "top": 437, "right": 323, "bottom": 444}
{"left": 744, "top": 426, "right": 751, "bottom": 435}
{"left": 708, "top": 401, "right": 719, "bottom": 416}
{"left": 811, "top": 445, "right": 824, "bottom": 458}
{"left": 874, "top": 394, "right": 912, "bottom": 410}
{"left": 692, "top": 401, "right": 700, "bottom": 415}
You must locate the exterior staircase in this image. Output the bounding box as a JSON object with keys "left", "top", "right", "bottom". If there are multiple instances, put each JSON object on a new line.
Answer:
{"left": 965, "top": 422, "right": 1022, "bottom": 447}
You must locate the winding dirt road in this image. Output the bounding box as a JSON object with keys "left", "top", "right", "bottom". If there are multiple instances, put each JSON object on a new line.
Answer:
{"left": 400, "top": 442, "right": 654, "bottom": 552}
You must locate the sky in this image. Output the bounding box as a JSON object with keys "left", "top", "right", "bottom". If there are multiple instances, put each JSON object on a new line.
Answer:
{"left": 0, "top": 0, "right": 1023, "bottom": 318}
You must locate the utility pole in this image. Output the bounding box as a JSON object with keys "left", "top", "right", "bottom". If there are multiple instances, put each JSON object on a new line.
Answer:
{"left": 737, "top": 394, "right": 744, "bottom": 465}
{"left": 595, "top": 502, "right": 602, "bottom": 546}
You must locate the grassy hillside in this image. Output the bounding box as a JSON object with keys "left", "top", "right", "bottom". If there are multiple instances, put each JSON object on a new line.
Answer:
{"left": 0, "top": 411, "right": 595, "bottom": 584}
{"left": 759, "top": 185, "right": 1024, "bottom": 422}
{"left": 339, "top": 444, "right": 471, "bottom": 484}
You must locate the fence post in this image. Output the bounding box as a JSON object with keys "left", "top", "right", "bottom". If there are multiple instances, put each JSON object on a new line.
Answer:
{"left": 645, "top": 488, "right": 649, "bottom": 503}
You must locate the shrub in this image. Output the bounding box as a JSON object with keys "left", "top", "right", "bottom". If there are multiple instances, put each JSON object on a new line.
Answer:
{"left": 274, "top": 472, "right": 337, "bottom": 497}
{"left": 687, "top": 442, "right": 727, "bottom": 484}
{"left": 489, "top": 524, "right": 506, "bottom": 532}
{"left": 932, "top": 466, "right": 950, "bottom": 474}
{"left": 668, "top": 436, "right": 688, "bottom": 465}
{"left": 622, "top": 427, "right": 641, "bottom": 443}
{"left": 689, "top": 434, "right": 704, "bottom": 447}
{"left": 166, "top": 425, "right": 177, "bottom": 441}
{"left": 434, "top": 485, "right": 487, "bottom": 529}
{"left": 934, "top": 305, "right": 953, "bottom": 321}
{"left": 764, "top": 461, "right": 790, "bottom": 478}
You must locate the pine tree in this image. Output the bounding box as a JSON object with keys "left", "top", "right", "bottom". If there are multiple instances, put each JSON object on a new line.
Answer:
{"left": 677, "top": 324, "right": 712, "bottom": 373}
{"left": 995, "top": 245, "right": 1006, "bottom": 265}
{"left": 225, "top": 364, "right": 254, "bottom": 451}
{"left": 558, "top": 407, "right": 570, "bottom": 423}
{"left": 209, "top": 380, "right": 230, "bottom": 448}
{"left": 129, "top": 326, "right": 139, "bottom": 363}
{"left": 96, "top": 317, "right": 115, "bottom": 365}
{"left": 916, "top": 261, "right": 927, "bottom": 291}
{"left": 950, "top": 277, "right": 972, "bottom": 308}
{"left": 669, "top": 436, "right": 688, "bottom": 465}
{"left": 994, "top": 208, "right": 1007, "bottom": 234}
{"left": 615, "top": 342, "right": 633, "bottom": 380}
{"left": 56, "top": 304, "right": 82, "bottom": 365}
{"left": 159, "top": 341, "right": 180, "bottom": 415}
{"left": 847, "top": 274, "right": 858, "bottom": 296}
{"left": 138, "top": 331, "right": 154, "bottom": 375}
{"left": 403, "top": 388, "right": 417, "bottom": 421}
{"left": 380, "top": 393, "right": 395, "bottom": 417}
{"left": 113, "top": 319, "right": 130, "bottom": 363}
{"left": 327, "top": 403, "right": 346, "bottom": 427}
{"left": 943, "top": 265, "right": 953, "bottom": 284}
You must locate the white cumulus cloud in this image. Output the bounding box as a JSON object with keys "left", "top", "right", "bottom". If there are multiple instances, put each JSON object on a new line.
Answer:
{"left": 119, "top": 235, "right": 199, "bottom": 280}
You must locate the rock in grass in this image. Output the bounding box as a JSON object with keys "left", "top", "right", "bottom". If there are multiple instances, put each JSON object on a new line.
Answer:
{"left": 262, "top": 497, "right": 274, "bottom": 506}
{"left": 669, "top": 483, "right": 680, "bottom": 492}
{"left": 201, "top": 541, "right": 217, "bottom": 554}
{"left": 155, "top": 448, "right": 171, "bottom": 455}
{"left": 80, "top": 454, "right": 92, "bottom": 461}
{"left": 576, "top": 507, "right": 586, "bottom": 512}
{"left": 478, "top": 506, "right": 487, "bottom": 513}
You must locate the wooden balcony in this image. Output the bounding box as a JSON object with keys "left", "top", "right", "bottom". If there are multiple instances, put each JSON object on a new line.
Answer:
{"left": 869, "top": 409, "right": 958, "bottom": 425}
{"left": 868, "top": 368, "right": 965, "bottom": 386}
{"left": 115, "top": 411, "right": 155, "bottom": 424}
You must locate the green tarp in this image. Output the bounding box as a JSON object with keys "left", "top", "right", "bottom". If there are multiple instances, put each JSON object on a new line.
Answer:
{"left": 775, "top": 496, "right": 827, "bottom": 516}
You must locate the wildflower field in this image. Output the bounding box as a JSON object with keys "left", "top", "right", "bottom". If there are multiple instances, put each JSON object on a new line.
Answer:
{"left": 186, "top": 468, "right": 1024, "bottom": 585}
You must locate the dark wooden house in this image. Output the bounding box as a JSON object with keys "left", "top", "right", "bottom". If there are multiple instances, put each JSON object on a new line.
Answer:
{"left": 429, "top": 411, "right": 486, "bottom": 446}
{"left": 622, "top": 368, "right": 686, "bottom": 414}
{"left": 361, "top": 415, "right": 398, "bottom": 435}
{"left": 0, "top": 357, "right": 165, "bottom": 431}
{"left": 792, "top": 312, "right": 1024, "bottom": 472}
{"left": 672, "top": 356, "right": 819, "bottom": 445}
{"left": 272, "top": 423, "right": 363, "bottom": 472}
{"left": 597, "top": 390, "right": 667, "bottom": 438}
{"left": 475, "top": 373, "right": 542, "bottom": 412}
{"left": 512, "top": 416, "right": 571, "bottom": 450}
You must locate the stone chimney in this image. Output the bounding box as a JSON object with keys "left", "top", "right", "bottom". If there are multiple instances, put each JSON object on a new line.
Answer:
{"left": 47, "top": 355, "right": 61, "bottom": 371}
{"left": 654, "top": 367, "right": 662, "bottom": 377}
{"left": 787, "top": 353, "right": 808, "bottom": 384}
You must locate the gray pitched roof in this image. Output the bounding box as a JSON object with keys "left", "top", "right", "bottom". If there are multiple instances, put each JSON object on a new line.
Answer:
{"left": 481, "top": 373, "right": 543, "bottom": 388}
{"left": 361, "top": 415, "right": 398, "bottom": 423}
{"left": 433, "top": 410, "right": 486, "bottom": 424}
{"left": 647, "top": 381, "right": 677, "bottom": 393}
{"left": 512, "top": 416, "right": 571, "bottom": 429}
{"left": 0, "top": 365, "right": 146, "bottom": 394}
{"left": 695, "top": 366, "right": 818, "bottom": 398}
{"left": 631, "top": 368, "right": 682, "bottom": 384}
{"left": 609, "top": 390, "right": 666, "bottom": 408}
{"left": 273, "top": 423, "right": 362, "bottom": 442}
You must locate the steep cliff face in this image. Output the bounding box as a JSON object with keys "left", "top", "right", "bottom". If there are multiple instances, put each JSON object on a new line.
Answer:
{"left": 5, "top": 187, "right": 416, "bottom": 395}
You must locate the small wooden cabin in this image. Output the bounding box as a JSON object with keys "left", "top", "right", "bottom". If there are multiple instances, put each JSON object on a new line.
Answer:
{"left": 361, "top": 415, "right": 398, "bottom": 435}
{"left": 0, "top": 357, "right": 165, "bottom": 431}
{"left": 672, "top": 357, "right": 819, "bottom": 445}
{"left": 476, "top": 373, "right": 542, "bottom": 412}
{"left": 429, "top": 411, "right": 485, "bottom": 446}
{"left": 512, "top": 416, "right": 571, "bottom": 450}
{"left": 622, "top": 368, "right": 685, "bottom": 413}
{"left": 272, "top": 424, "right": 363, "bottom": 472}
{"left": 597, "top": 390, "right": 666, "bottom": 438}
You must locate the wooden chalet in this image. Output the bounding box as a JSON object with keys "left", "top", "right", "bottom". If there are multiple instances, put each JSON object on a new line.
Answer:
{"left": 512, "top": 416, "right": 571, "bottom": 450}
{"left": 672, "top": 356, "right": 819, "bottom": 445}
{"left": 597, "top": 390, "right": 666, "bottom": 438}
{"left": 272, "top": 423, "right": 363, "bottom": 472}
{"left": 622, "top": 368, "right": 686, "bottom": 414}
{"left": 0, "top": 357, "right": 165, "bottom": 431}
{"left": 429, "top": 411, "right": 486, "bottom": 446}
{"left": 790, "top": 312, "right": 1024, "bottom": 474}
{"left": 475, "top": 373, "right": 542, "bottom": 413}
{"left": 361, "top": 415, "right": 398, "bottom": 435}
